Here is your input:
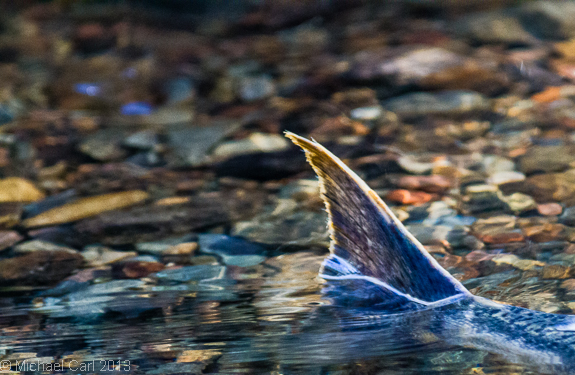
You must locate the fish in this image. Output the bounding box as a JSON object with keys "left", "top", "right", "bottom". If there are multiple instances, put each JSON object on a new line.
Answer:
{"left": 284, "top": 131, "right": 575, "bottom": 374}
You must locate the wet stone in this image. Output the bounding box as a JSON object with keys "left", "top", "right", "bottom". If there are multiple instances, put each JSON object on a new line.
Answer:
{"left": 123, "top": 130, "right": 159, "bottom": 150}
{"left": 519, "top": 145, "right": 575, "bottom": 175}
{"left": 212, "top": 132, "right": 290, "bottom": 159}
{"left": 198, "top": 234, "right": 267, "bottom": 267}
{"left": 166, "top": 122, "right": 240, "bottom": 167}
{"left": 0, "top": 230, "right": 23, "bottom": 252}
{"left": 542, "top": 264, "right": 571, "bottom": 280}
{"left": 135, "top": 234, "right": 197, "bottom": 255}
{"left": 521, "top": 1, "right": 575, "bottom": 39}
{"left": 454, "top": 11, "right": 534, "bottom": 44}
{"left": 384, "top": 90, "right": 489, "bottom": 119}
{"left": 560, "top": 206, "right": 575, "bottom": 227}
{"left": 112, "top": 261, "right": 165, "bottom": 279}
{"left": 487, "top": 171, "right": 525, "bottom": 186}
{"left": 14, "top": 239, "right": 78, "bottom": 254}
{"left": 154, "top": 265, "right": 225, "bottom": 282}
{"left": 81, "top": 245, "right": 138, "bottom": 267}
{"left": 0, "top": 250, "right": 83, "bottom": 286}
{"left": 396, "top": 175, "right": 453, "bottom": 193}
{"left": 79, "top": 128, "right": 128, "bottom": 161}
{"left": 538, "top": 203, "right": 563, "bottom": 216}
{"left": 0, "top": 177, "right": 45, "bottom": 202}
{"left": 503, "top": 192, "right": 537, "bottom": 214}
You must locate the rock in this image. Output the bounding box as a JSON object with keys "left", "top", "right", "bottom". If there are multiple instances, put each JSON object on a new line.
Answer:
{"left": 0, "top": 250, "right": 83, "bottom": 285}
{"left": 454, "top": 11, "right": 534, "bottom": 44}
{"left": 396, "top": 175, "right": 453, "bottom": 193}
{"left": 141, "top": 108, "right": 194, "bottom": 126}
{"left": 461, "top": 184, "right": 508, "bottom": 214}
{"left": 112, "top": 261, "right": 165, "bottom": 279}
{"left": 0, "top": 177, "right": 45, "bottom": 202}
{"left": 492, "top": 254, "right": 545, "bottom": 271}
{"left": 349, "top": 106, "right": 382, "bottom": 120}
{"left": 487, "top": 171, "right": 525, "bottom": 186}
{"left": 23, "top": 190, "right": 149, "bottom": 228}
{"left": 538, "top": 203, "right": 563, "bottom": 216}
{"left": 386, "top": 189, "right": 435, "bottom": 205}
{"left": 164, "top": 242, "right": 198, "bottom": 255}
{"left": 177, "top": 349, "right": 221, "bottom": 363}
{"left": 198, "top": 234, "right": 267, "bottom": 267}
{"left": 481, "top": 155, "right": 516, "bottom": 175}
{"left": 560, "top": 206, "right": 575, "bottom": 226}
{"left": 519, "top": 145, "right": 575, "bottom": 174}
{"left": 14, "top": 239, "right": 78, "bottom": 254}
{"left": 542, "top": 264, "right": 571, "bottom": 279}
{"left": 212, "top": 133, "right": 290, "bottom": 158}
{"left": 238, "top": 75, "right": 275, "bottom": 102}
{"left": 521, "top": 1, "right": 575, "bottom": 39}
{"left": 353, "top": 47, "right": 465, "bottom": 84}
{"left": 82, "top": 245, "right": 137, "bottom": 267}
{"left": 166, "top": 122, "right": 240, "bottom": 167}
{"left": 523, "top": 223, "right": 565, "bottom": 242}
{"left": 384, "top": 90, "right": 490, "bottom": 119}
{"left": 123, "top": 130, "right": 159, "bottom": 150}
{"left": 154, "top": 265, "right": 226, "bottom": 282}
{"left": 79, "top": 128, "right": 128, "bottom": 161}
{"left": 135, "top": 234, "right": 197, "bottom": 255}
{"left": 0, "top": 231, "right": 22, "bottom": 252}
{"left": 502, "top": 192, "right": 537, "bottom": 214}
{"left": 165, "top": 77, "right": 195, "bottom": 105}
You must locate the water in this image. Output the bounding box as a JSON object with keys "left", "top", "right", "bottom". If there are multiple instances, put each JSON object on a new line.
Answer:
{"left": 0, "top": 251, "right": 552, "bottom": 374}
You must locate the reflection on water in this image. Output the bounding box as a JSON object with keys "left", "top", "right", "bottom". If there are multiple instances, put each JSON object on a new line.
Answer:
{"left": 0, "top": 251, "right": 559, "bottom": 374}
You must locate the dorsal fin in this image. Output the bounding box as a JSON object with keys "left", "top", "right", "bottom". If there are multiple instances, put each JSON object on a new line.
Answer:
{"left": 285, "top": 132, "right": 470, "bottom": 307}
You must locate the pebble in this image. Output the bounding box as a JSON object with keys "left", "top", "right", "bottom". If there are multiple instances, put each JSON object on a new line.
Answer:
{"left": 349, "top": 106, "right": 382, "bottom": 121}
{"left": 166, "top": 122, "right": 240, "bottom": 167}
{"left": 385, "top": 90, "right": 490, "bottom": 119}
{"left": 0, "top": 231, "right": 22, "bottom": 252}
{"left": 0, "top": 177, "right": 45, "bottom": 202}
{"left": 14, "top": 239, "right": 77, "bottom": 254}
{"left": 492, "top": 254, "right": 545, "bottom": 271}
{"left": 198, "top": 234, "right": 267, "bottom": 267}
{"left": 386, "top": 189, "right": 435, "bottom": 205}
{"left": 154, "top": 265, "right": 226, "bottom": 282}
{"left": 82, "top": 245, "right": 138, "bottom": 267}
{"left": 482, "top": 155, "right": 516, "bottom": 175}
{"left": 79, "top": 128, "right": 127, "bottom": 161}
{"left": 23, "top": 190, "right": 149, "bottom": 227}
{"left": 396, "top": 175, "right": 453, "bottom": 193}
{"left": 519, "top": 145, "right": 575, "bottom": 175}
{"left": 521, "top": 1, "right": 575, "bottom": 39}
{"left": 454, "top": 11, "right": 534, "bottom": 44}
{"left": 0, "top": 250, "right": 83, "bottom": 285}
{"left": 238, "top": 75, "right": 275, "bottom": 102}
{"left": 542, "top": 264, "right": 571, "bottom": 280}
{"left": 487, "top": 171, "right": 526, "bottom": 186}
{"left": 538, "top": 203, "right": 563, "bottom": 216}
{"left": 503, "top": 192, "right": 537, "bottom": 214}
{"left": 212, "top": 133, "right": 290, "bottom": 158}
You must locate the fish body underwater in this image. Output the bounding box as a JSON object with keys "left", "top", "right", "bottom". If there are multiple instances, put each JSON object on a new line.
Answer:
{"left": 284, "top": 132, "right": 575, "bottom": 374}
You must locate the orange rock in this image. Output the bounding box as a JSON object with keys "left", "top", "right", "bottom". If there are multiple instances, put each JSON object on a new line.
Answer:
{"left": 397, "top": 175, "right": 452, "bottom": 193}
{"left": 523, "top": 223, "right": 564, "bottom": 242}
{"left": 480, "top": 231, "right": 524, "bottom": 244}
{"left": 531, "top": 86, "right": 562, "bottom": 103}
{"left": 385, "top": 189, "right": 434, "bottom": 205}
{"left": 537, "top": 203, "right": 562, "bottom": 216}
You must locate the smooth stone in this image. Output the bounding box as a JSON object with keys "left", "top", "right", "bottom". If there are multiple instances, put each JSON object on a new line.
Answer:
{"left": 503, "top": 192, "right": 537, "bottom": 214}
{"left": 166, "top": 121, "right": 240, "bottom": 167}
{"left": 487, "top": 171, "right": 525, "bottom": 185}
{"left": 198, "top": 234, "right": 267, "bottom": 267}
{"left": 82, "top": 245, "right": 138, "bottom": 266}
{"left": 0, "top": 250, "right": 83, "bottom": 285}
{"left": 519, "top": 145, "right": 575, "bottom": 174}
{"left": 212, "top": 133, "right": 290, "bottom": 158}
{"left": 135, "top": 234, "right": 197, "bottom": 254}
{"left": 482, "top": 155, "right": 516, "bottom": 174}
{"left": 0, "top": 177, "right": 45, "bottom": 202}
{"left": 384, "top": 90, "right": 490, "bottom": 119}
{"left": 79, "top": 128, "right": 128, "bottom": 161}
{"left": 0, "top": 230, "right": 22, "bottom": 252}
{"left": 14, "top": 240, "right": 78, "bottom": 254}
{"left": 23, "top": 190, "right": 149, "bottom": 227}
{"left": 23, "top": 189, "right": 77, "bottom": 219}
{"left": 560, "top": 206, "right": 575, "bottom": 226}
{"left": 141, "top": 108, "right": 194, "bottom": 126}
{"left": 492, "top": 254, "right": 545, "bottom": 271}
{"left": 154, "top": 265, "right": 225, "bottom": 282}
{"left": 454, "top": 11, "right": 534, "bottom": 44}
{"left": 397, "top": 156, "right": 433, "bottom": 174}
{"left": 238, "top": 75, "right": 275, "bottom": 101}
{"left": 538, "top": 203, "right": 563, "bottom": 216}
{"left": 124, "top": 130, "right": 159, "bottom": 150}
{"left": 521, "top": 1, "right": 575, "bottom": 39}
{"left": 350, "top": 106, "right": 382, "bottom": 120}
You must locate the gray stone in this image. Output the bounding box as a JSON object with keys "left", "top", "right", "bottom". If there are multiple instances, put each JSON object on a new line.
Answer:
{"left": 79, "top": 128, "right": 127, "bottom": 161}
{"left": 14, "top": 239, "right": 78, "bottom": 254}
{"left": 198, "top": 234, "right": 267, "bottom": 267}
{"left": 166, "top": 121, "right": 240, "bottom": 166}
{"left": 238, "top": 75, "right": 275, "bottom": 101}
{"left": 454, "top": 11, "right": 534, "bottom": 44}
{"left": 521, "top": 1, "right": 575, "bottom": 39}
{"left": 519, "top": 145, "right": 575, "bottom": 174}
{"left": 154, "top": 265, "right": 226, "bottom": 282}
{"left": 384, "top": 90, "right": 490, "bottom": 119}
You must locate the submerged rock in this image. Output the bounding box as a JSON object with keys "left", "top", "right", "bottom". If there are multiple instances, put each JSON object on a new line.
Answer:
{"left": 198, "top": 234, "right": 267, "bottom": 267}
